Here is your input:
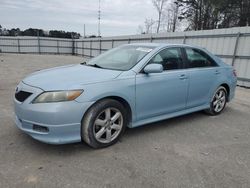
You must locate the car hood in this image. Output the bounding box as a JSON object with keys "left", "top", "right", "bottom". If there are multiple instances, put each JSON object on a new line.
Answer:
{"left": 23, "top": 64, "right": 122, "bottom": 91}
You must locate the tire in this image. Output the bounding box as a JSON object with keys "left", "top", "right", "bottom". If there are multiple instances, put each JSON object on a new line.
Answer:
{"left": 81, "top": 99, "right": 128, "bottom": 148}
{"left": 205, "top": 86, "right": 227, "bottom": 116}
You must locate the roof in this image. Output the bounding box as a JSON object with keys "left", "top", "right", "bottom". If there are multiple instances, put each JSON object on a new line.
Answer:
{"left": 124, "top": 43, "right": 203, "bottom": 50}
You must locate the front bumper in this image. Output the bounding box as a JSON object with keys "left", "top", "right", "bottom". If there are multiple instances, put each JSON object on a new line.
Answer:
{"left": 14, "top": 82, "right": 94, "bottom": 144}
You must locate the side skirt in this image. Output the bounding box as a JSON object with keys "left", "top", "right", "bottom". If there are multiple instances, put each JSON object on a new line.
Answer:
{"left": 131, "top": 104, "right": 210, "bottom": 128}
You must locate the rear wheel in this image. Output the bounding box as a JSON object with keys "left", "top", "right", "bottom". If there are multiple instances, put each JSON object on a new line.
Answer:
{"left": 81, "top": 99, "right": 127, "bottom": 148}
{"left": 205, "top": 86, "right": 227, "bottom": 115}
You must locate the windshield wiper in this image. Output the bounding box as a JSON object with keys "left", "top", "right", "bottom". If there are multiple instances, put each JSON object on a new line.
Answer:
{"left": 80, "top": 62, "right": 105, "bottom": 69}
{"left": 87, "top": 64, "right": 104, "bottom": 69}
{"left": 80, "top": 61, "right": 87, "bottom": 65}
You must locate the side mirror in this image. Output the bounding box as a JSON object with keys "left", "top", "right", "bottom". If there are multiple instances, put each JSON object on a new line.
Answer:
{"left": 144, "top": 64, "right": 163, "bottom": 74}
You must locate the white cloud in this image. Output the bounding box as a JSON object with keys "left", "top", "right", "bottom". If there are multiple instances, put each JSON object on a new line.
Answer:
{"left": 0, "top": 0, "right": 157, "bottom": 36}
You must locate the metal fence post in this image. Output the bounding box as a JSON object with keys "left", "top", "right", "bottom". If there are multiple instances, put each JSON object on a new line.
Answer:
{"left": 232, "top": 32, "right": 241, "bottom": 66}
{"left": 99, "top": 39, "right": 102, "bottom": 54}
{"left": 37, "top": 36, "right": 41, "bottom": 54}
{"left": 72, "top": 39, "right": 75, "bottom": 55}
{"left": 17, "top": 38, "right": 20, "bottom": 53}
{"left": 57, "top": 40, "right": 59, "bottom": 54}
{"left": 150, "top": 36, "right": 153, "bottom": 43}
{"left": 183, "top": 35, "right": 186, "bottom": 44}
{"left": 75, "top": 40, "right": 78, "bottom": 55}
{"left": 128, "top": 38, "right": 131, "bottom": 44}
{"left": 90, "top": 40, "right": 92, "bottom": 57}
{"left": 111, "top": 39, "right": 114, "bottom": 48}
{"left": 82, "top": 41, "right": 84, "bottom": 57}
{"left": 75, "top": 40, "right": 77, "bottom": 55}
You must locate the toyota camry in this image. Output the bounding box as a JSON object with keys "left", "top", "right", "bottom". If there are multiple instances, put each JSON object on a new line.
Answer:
{"left": 14, "top": 43, "right": 237, "bottom": 148}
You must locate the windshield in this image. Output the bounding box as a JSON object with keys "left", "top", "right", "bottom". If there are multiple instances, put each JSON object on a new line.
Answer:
{"left": 87, "top": 45, "right": 154, "bottom": 71}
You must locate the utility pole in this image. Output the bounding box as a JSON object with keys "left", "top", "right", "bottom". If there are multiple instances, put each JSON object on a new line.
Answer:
{"left": 98, "top": 0, "right": 101, "bottom": 37}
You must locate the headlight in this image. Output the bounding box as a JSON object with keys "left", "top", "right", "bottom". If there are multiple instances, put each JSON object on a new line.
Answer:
{"left": 33, "top": 90, "right": 83, "bottom": 103}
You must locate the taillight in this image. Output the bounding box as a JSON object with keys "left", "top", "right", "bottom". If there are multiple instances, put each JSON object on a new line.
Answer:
{"left": 233, "top": 69, "right": 237, "bottom": 77}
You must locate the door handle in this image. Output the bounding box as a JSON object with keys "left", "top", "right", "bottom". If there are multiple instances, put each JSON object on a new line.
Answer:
{"left": 179, "top": 74, "right": 188, "bottom": 80}
{"left": 215, "top": 70, "right": 221, "bottom": 75}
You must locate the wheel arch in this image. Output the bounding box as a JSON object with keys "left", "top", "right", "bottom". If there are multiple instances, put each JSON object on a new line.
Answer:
{"left": 220, "top": 83, "right": 230, "bottom": 101}
{"left": 82, "top": 95, "right": 133, "bottom": 128}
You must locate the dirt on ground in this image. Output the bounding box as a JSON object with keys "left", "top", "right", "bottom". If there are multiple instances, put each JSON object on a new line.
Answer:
{"left": 0, "top": 53, "right": 250, "bottom": 188}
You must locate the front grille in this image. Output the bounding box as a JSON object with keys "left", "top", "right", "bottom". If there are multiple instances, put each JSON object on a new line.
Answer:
{"left": 15, "top": 91, "right": 33, "bottom": 102}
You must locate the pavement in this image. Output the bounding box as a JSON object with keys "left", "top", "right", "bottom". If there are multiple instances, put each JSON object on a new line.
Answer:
{"left": 0, "top": 53, "right": 250, "bottom": 188}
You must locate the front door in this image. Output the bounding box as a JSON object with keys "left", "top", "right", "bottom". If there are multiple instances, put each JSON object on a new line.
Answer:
{"left": 135, "top": 47, "right": 189, "bottom": 121}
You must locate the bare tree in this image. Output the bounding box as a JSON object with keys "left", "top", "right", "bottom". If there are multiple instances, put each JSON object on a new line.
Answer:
{"left": 137, "top": 25, "right": 145, "bottom": 34}
{"left": 165, "top": 1, "right": 181, "bottom": 32}
{"left": 171, "top": 1, "right": 180, "bottom": 32}
{"left": 152, "top": 0, "right": 169, "bottom": 33}
{"left": 144, "top": 18, "right": 155, "bottom": 34}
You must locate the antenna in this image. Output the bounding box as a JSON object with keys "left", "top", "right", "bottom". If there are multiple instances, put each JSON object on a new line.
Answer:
{"left": 98, "top": 0, "right": 101, "bottom": 37}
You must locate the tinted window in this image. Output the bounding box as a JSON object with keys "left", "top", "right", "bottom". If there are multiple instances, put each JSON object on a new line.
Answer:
{"left": 185, "top": 48, "right": 217, "bottom": 68}
{"left": 149, "top": 48, "right": 183, "bottom": 70}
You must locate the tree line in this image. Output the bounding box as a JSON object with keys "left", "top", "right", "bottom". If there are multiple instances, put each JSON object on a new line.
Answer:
{"left": 139, "top": 0, "right": 250, "bottom": 34}
{"left": 0, "top": 25, "right": 81, "bottom": 39}
{"left": 178, "top": 0, "right": 250, "bottom": 30}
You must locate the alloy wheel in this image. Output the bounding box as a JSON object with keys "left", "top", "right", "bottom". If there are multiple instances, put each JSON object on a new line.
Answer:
{"left": 212, "top": 89, "right": 226, "bottom": 113}
{"left": 93, "top": 107, "right": 123, "bottom": 144}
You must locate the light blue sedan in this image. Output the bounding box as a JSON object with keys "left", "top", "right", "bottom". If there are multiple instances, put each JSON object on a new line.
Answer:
{"left": 14, "top": 43, "right": 237, "bottom": 148}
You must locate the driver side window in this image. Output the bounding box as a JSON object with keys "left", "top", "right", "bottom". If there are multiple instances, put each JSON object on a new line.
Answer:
{"left": 148, "top": 48, "right": 183, "bottom": 70}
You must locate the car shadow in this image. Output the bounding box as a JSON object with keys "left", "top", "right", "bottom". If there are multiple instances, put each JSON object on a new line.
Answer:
{"left": 124, "top": 111, "right": 205, "bottom": 139}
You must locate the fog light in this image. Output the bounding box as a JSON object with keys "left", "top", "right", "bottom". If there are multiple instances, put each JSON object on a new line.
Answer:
{"left": 33, "top": 124, "right": 49, "bottom": 133}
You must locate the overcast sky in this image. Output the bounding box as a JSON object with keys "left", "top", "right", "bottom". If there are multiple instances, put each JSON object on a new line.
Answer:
{"left": 0, "top": 0, "right": 158, "bottom": 36}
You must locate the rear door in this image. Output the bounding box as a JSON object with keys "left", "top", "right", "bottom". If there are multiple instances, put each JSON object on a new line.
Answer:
{"left": 183, "top": 48, "right": 219, "bottom": 108}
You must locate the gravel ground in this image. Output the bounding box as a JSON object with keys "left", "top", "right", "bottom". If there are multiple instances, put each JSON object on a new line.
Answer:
{"left": 0, "top": 53, "right": 250, "bottom": 188}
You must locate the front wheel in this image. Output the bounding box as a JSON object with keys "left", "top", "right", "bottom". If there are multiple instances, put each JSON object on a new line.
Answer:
{"left": 205, "top": 86, "right": 227, "bottom": 116}
{"left": 81, "top": 99, "right": 127, "bottom": 148}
